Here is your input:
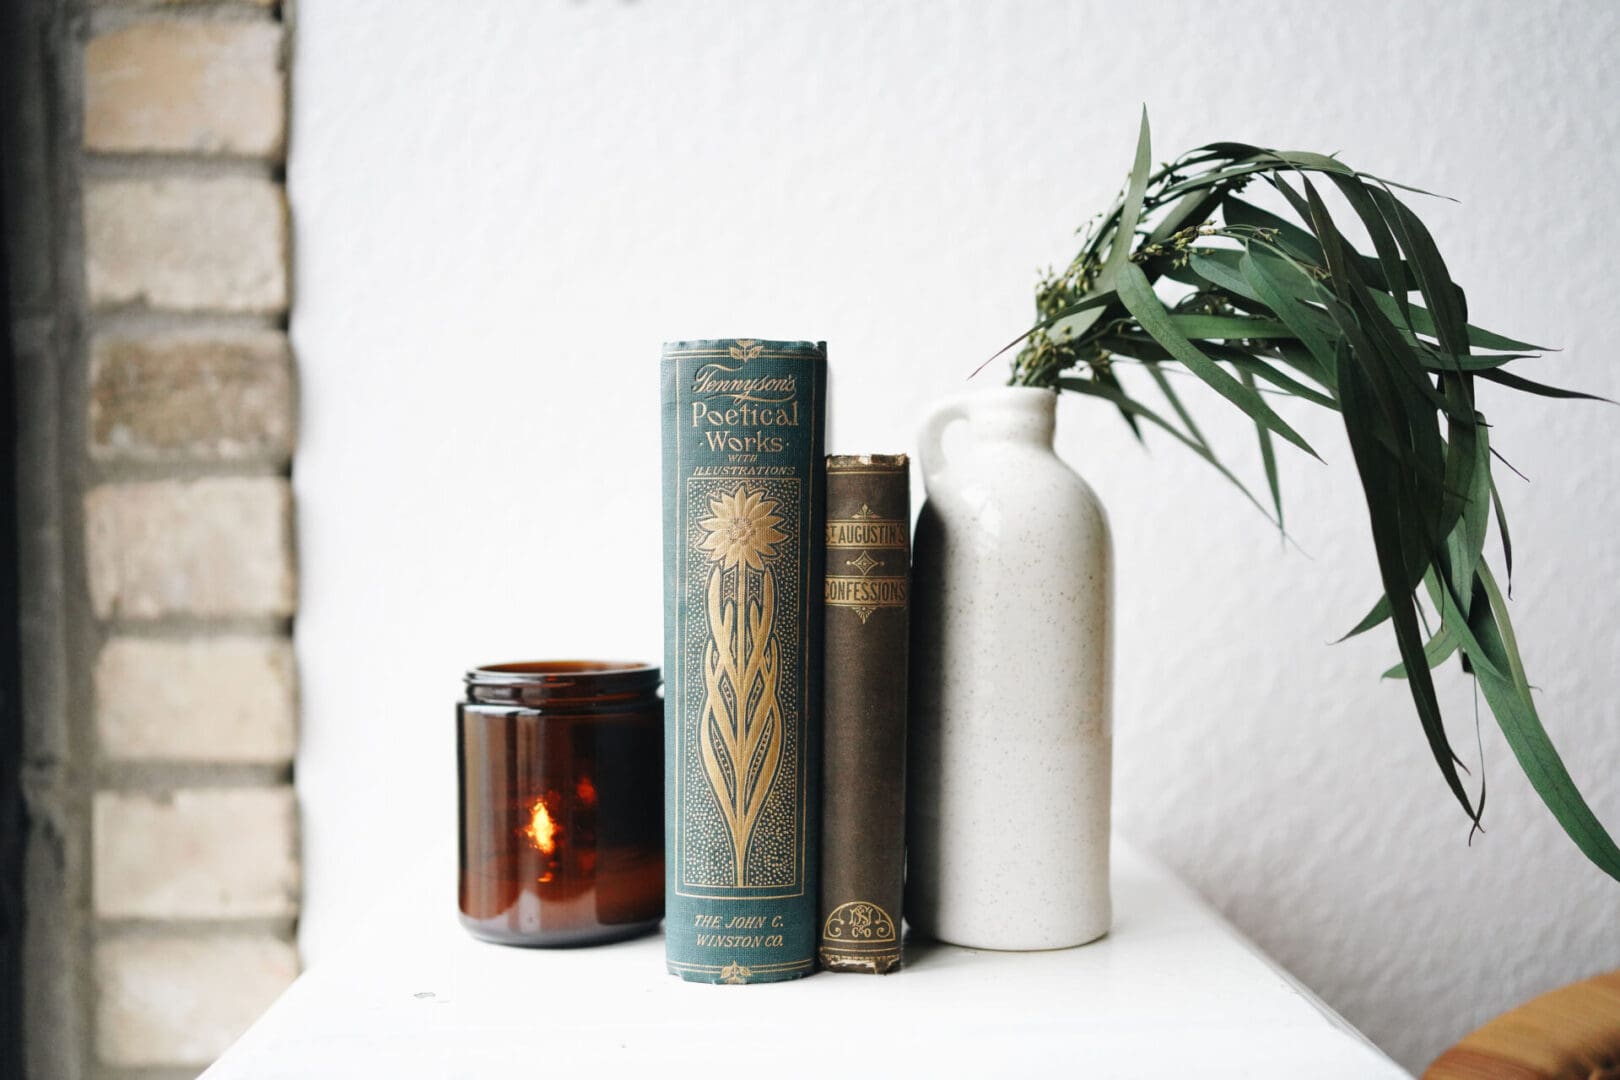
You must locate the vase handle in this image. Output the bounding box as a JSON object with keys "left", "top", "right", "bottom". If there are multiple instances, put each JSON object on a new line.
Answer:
{"left": 917, "top": 393, "right": 971, "bottom": 486}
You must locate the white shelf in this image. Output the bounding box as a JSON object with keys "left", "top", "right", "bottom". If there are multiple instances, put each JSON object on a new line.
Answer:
{"left": 205, "top": 837, "right": 1407, "bottom": 1079}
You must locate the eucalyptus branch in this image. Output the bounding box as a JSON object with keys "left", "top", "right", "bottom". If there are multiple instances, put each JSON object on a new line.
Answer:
{"left": 999, "top": 109, "right": 1620, "bottom": 883}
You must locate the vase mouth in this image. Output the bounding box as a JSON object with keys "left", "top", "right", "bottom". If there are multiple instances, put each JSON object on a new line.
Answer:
{"left": 957, "top": 384, "right": 1057, "bottom": 412}
{"left": 959, "top": 383, "right": 1062, "bottom": 417}
{"left": 967, "top": 384, "right": 1058, "bottom": 401}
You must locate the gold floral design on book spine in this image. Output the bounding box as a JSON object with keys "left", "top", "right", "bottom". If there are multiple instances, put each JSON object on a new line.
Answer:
{"left": 697, "top": 485, "right": 787, "bottom": 887}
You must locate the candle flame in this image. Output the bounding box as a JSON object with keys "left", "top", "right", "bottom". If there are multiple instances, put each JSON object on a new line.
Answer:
{"left": 522, "top": 796, "right": 558, "bottom": 856}
{"left": 576, "top": 775, "right": 597, "bottom": 806}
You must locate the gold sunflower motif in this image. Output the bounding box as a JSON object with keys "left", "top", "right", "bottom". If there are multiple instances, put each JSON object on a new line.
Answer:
{"left": 698, "top": 487, "right": 786, "bottom": 570}
{"left": 695, "top": 482, "right": 789, "bottom": 887}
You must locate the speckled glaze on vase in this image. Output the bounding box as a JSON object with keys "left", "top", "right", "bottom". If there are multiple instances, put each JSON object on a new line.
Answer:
{"left": 907, "top": 385, "right": 1113, "bottom": 950}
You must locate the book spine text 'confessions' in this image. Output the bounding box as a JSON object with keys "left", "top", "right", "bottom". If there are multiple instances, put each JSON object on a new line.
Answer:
{"left": 660, "top": 339, "right": 827, "bottom": 984}
{"left": 818, "top": 455, "right": 909, "bottom": 973}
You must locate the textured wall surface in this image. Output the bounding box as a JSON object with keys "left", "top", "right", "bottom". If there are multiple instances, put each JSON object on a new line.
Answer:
{"left": 291, "top": 2, "right": 1620, "bottom": 1071}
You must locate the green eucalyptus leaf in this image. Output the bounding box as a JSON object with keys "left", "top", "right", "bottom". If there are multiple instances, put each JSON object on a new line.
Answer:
{"left": 1490, "top": 477, "right": 1515, "bottom": 587}
{"left": 1099, "top": 109, "right": 1154, "bottom": 290}
{"left": 1467, "top": 568, "right": 1620, "bottom": 880}
{"left": 1260, "top": 149, "right": 1357, "bottom": 175}
{"left": 1415, "top": 350, "right": 1537, "bottom": 373}
{"left": 1359, "top": 173, "right": 1456, "bottom": 201}
{"left": 1326, "top": 172, "right": 1415, "bottom": 327}
{"left": 1369, "top": 184, "right": 1470, "bottom": 366}
{"left": 1341, "top": 594, "right": 1392, "bottom": 641}
{"left": 1223, "top": 196, "right": 1325, "bottom": 263}
{"left": 1095, "top": 364, "right": 1143, "bottom": 441}
{"left": 1338, "top": 341, "right": 1480, "bottom": 824}
{"left": 1382, "top": 621, "right": 1462, "bottom": 680}
{"left": 1187, "top": 141, "right": 1267, "bottom": 159}
{"left": 1146, "top": 363, "right": 1210, "bottom": 450}
{"left": 1265, "top": 171, "right": 1319, "bottom": 230}
{"left": 1166, "top": 314, "right": 1296, "bottom": 340}
{"left": 1363, "top": 288, "right": 1547, "bottom": 353}
{"left": 1226, "top": 354, "right": 1338, "bottom": 410}
{"left": 1241, "top": 250, "right": 1339, "bottom": 378}
{"left": 1119, "top": 263, "right": 1319, "bottom": 457}
{"left": 1440, "top": 406, "right": 1489, "bottom": 619}
{"left": 1057, "top": 375, "right": 1276, "bottom": 522}
{"left": 1272, "top": 342, "right": 1338, "bottom": 398}
{"left": 1476, "top": 368, "right": 1613, "bottom": 402}
{"left": 1184, "top": 251, "right": 1268, "bottom": 307}
{"left": 1228, "top": 195, "right": 1418, "bottom": 290}
{"left": 1159, "top": 162, "right": 1282, "bottom": 198}
{"left": 1241, "top": 369, "right": 1285, "bottom": 529}
{"left": 1157, "top": 149, "right": 1354, "bottom": 200}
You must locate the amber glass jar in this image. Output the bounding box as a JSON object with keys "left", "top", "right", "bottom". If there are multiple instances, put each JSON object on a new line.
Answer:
{"left": 457, "top": 661, "right": 663, "bottom": 946}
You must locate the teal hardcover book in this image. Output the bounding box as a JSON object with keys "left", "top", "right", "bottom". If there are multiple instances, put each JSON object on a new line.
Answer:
{"left": 660, "top": 338, "right": 827, "bottom": 984}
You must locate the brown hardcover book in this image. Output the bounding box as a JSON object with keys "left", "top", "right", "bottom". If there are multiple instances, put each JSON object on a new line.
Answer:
{"left": 818, "top": 454, "right": 910, "bottom": 973}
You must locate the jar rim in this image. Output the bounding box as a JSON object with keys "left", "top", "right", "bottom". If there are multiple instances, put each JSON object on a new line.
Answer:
{"left": 463, "top": 660, "right": 661, "bottom": 708}
{"left": 466, "top": 659, "right": 658, "bottom": 684}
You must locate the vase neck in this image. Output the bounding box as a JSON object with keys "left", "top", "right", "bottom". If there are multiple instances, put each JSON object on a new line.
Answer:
{"left": 965, "top": 386, "right": 1056, "bottom": 449}
{"left": 918, "top": 385, "right": 1060, "bottom": 487}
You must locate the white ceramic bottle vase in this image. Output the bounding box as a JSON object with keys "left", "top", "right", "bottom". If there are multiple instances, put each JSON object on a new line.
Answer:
{"left": 907, "top": 385, "right": 1114, "bottom": 950}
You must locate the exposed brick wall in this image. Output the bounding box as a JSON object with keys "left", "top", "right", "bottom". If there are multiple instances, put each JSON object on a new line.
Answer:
{"left": 78, "top": 1, "right": 300, "bottom": 1075}
{"left": 7, "top": 0, "right": 299, "bottom": 1072}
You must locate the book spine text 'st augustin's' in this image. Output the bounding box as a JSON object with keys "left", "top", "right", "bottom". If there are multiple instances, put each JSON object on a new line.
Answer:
{"left": 660, "top": 338, "right": 827, "bottom": 984}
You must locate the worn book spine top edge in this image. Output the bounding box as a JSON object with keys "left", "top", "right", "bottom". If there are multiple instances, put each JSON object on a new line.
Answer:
{"left": 827, "top": 453, "right": 908, "bottom": 470}
{"left": 662, "top": 338, "right": 827, "bottom": 357}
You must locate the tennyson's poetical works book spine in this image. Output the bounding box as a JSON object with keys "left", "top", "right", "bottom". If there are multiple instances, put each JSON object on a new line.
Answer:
{"left": 660, "top": 338, "right": 827, "bottom": 984}
{"left": 817, "top": 454, "right": 909, "bottom": 973}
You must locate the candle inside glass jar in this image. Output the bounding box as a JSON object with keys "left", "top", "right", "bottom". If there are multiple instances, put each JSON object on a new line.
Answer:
{"left": 523, "top": 793, "right": 560, "bottom": 876}
{"left": 458, "top": 661, "right": 663, "bottom": 946}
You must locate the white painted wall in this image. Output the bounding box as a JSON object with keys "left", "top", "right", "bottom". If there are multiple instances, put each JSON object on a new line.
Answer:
{"left": 289, "top": 2, "right": 1620, "bottom": 1070}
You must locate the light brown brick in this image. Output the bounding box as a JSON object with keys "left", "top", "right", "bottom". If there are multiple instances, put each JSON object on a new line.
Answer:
{"left": 96, "top": 636, "right": 296, "bottom": 763}
{"left": 85, "top": 478, "right": 294, "bottom": 619}
{"left": 94, "top": 787, "right": 298, "bottom": 919}
{"left": 89, "top": 329, "right": 294, "bottom": 462}
{"left": 96, "top": 935, "right": 297, "bottom": 1067}
{"left": 85, "top": 177, "right": 287, "bottom": 312}
{"left": 103, "top": 0, "right": 276, "bottom": 6}
{"left": 85, "top": 21, "right": 285, "bottom": 157}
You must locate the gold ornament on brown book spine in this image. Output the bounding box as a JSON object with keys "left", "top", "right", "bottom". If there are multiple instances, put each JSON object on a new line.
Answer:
{"left": 823, "top": 456, "right": 911, "bottom": 626}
